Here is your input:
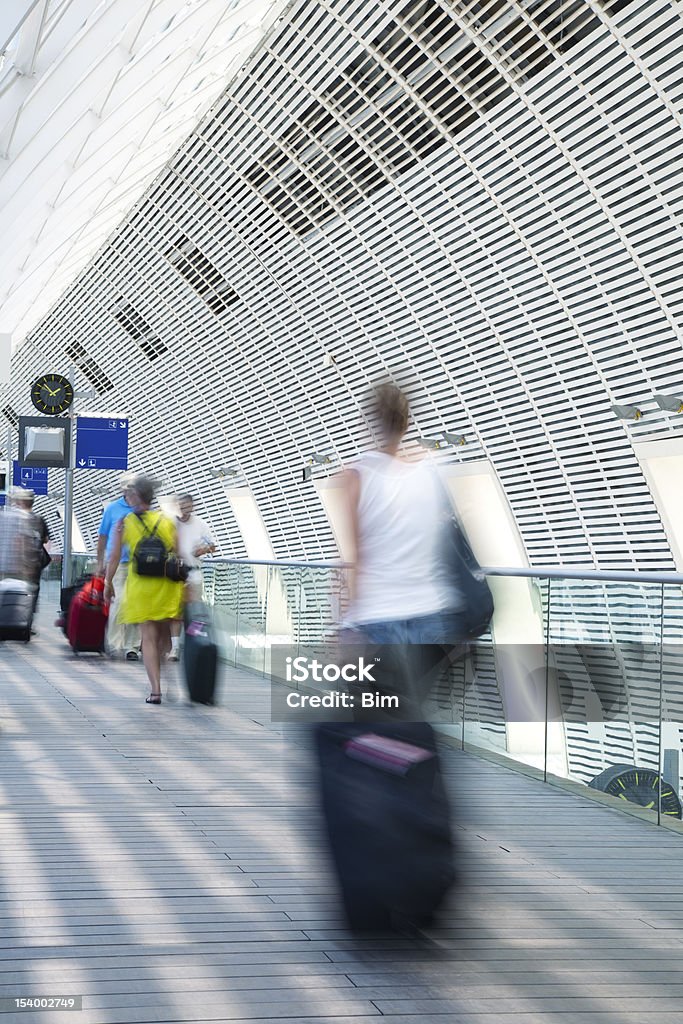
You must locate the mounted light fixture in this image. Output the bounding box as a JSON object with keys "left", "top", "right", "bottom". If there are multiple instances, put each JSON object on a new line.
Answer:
{"left": 210, "top": 467, "right": 238, "bottom": 479}
{"left": 303, "top": 453, "right": 334, "bottom": 481}
{"left": 611, "top": 403, "right": 643, "bottom": 421}
{"left": 653, "top": 393, "right": 683, "bottom": 413}
{"left": 442, "top": 431, "right": 467, "bottom": 446}
{"left": 417, "top": 437, "right": 444, "bottom": 449}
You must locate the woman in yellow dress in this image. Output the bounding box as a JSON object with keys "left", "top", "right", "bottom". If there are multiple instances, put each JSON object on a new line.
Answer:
{"left": 104, "top": 474, "right": 183, "bottom": 704}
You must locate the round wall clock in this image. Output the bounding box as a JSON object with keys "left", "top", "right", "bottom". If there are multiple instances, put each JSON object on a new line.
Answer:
{"left": 30, "top": 373, "right": 74, "bottom": 415}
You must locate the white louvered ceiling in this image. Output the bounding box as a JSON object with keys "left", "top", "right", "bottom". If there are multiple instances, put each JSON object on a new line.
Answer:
{"left": 0, "top": 0, "right": 286, "bottom": 345}
{"left": 0, "top": 0, "right": 682, "bottom": 577}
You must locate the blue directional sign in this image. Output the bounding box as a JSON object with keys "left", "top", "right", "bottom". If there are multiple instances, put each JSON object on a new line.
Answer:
{"left": 13, "top": 462, "right": 48, "bottom": 495}
{"left": 75, "top": 417, "right": 129, "bottom": 471}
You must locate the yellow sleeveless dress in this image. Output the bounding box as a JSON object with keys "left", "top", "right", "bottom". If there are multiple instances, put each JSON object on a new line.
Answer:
{"left": 118, "top": 512, "right": 184, "bottom": 624}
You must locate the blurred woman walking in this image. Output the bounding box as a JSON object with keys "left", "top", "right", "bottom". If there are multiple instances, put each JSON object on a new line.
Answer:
{"left": 315, "top": 381, "right": 482, "bottom": 936}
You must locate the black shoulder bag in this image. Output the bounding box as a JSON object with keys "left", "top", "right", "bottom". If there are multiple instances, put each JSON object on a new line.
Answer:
{"left": 165, "top": 553, "right": 191, "bottom": 583}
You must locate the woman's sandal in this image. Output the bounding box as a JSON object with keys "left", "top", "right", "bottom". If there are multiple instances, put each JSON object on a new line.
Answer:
{"left": 145, "top": 694, "right": 162, "bottom": 704}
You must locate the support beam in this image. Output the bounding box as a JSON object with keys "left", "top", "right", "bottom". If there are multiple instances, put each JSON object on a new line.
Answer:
{"left": 0, "top": 0, "right": 41, "bottom": 56}
{"left": 12, "top": 0, "right": 48, "bottom": 76}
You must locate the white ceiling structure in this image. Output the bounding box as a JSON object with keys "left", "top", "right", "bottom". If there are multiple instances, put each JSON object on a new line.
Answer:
{"left": 0, "top": 0, "right": 285, "bottom": 348}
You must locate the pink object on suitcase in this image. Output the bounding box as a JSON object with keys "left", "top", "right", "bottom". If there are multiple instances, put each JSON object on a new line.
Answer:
{"left": 67, "top": 581, "right": 108, "bottom": 654}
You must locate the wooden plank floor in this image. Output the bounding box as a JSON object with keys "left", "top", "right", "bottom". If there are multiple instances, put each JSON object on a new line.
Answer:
{"left": 1, "top": 593, "right": 683, "bottom": 1023}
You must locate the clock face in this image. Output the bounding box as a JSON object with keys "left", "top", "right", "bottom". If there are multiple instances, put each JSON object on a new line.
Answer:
{"left": 603, "top": 767, "right": 682, "bottom": 817}
{"left": 31, "top": 373, "right": 74, "bottom": 416}
{"left": 590, "top": 764, "right": 682, "bottom": 818}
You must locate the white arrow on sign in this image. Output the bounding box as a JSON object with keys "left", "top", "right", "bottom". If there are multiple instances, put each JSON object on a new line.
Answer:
{"left": 78, "top": 459, "right": 86, "bottom": 467}
{"left": 119, "top": 421, "right": 127, "bottom": 429}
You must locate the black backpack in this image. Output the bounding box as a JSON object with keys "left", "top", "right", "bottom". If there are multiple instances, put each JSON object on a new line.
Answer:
{"left": 133, "top": 514, "right": 168, "bottom": 577}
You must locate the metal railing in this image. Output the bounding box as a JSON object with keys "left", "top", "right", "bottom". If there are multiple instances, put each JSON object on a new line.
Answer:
{"left": 42, "top": 553, "right": 97, "bottom": 583}
{"left": 201, "top": 557, "right": 683, "bottom": 829}
{"left": 484, "top": 565, "right": 683, "bottom": 584}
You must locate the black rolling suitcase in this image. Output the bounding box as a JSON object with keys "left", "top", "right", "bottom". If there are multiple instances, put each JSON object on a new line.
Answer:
{"left": 183, "top": 603, "right": 218, "bottom": 704}
{"left": 315, "top": 721, "right": 455, "bottom": 932}
{"left": 0, "top": 579, "right": 34, "bottom": 642}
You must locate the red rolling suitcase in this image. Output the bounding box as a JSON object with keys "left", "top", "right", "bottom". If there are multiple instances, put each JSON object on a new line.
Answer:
{"left": 67, "top": 577, "right": 108, "bottom": 654}
{"left": 57, "top": 574, "right": 92, "bottom": 635}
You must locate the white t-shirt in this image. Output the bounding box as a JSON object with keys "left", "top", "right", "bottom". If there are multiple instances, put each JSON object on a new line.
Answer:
{"left": 176, "top": 513, "right": 213, "bottom": 568}
{"left": 348, "top": 451, "right": 462, "bottom": 625}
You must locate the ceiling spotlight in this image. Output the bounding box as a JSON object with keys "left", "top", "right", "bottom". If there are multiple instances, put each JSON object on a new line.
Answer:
{"left": 653, "top": 393, "right": 683, "bottom": 413}
{"left": 611, "top": 403, "right": 643, "bottom": 421}
{"left": 310, "top": 453, "right": 331, "bottom": 464}
{"left": 418, "top": 437, "right": 444, "bottom": 449}
{"left": 442, "top": 431, "right": 467, "bottom": 446}
{"left": 210, "top": 467, "right": 237, "bottom": 478}
{"left": 322, "top": 352, "right": 337, "bottom": 369}
{"left": 302, "top": 466, "right": 312, "bottom": 482}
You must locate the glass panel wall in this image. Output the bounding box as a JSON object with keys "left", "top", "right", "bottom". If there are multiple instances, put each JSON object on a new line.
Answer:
{"left": 202, "top": 559, "right": 683, "bottom": 828}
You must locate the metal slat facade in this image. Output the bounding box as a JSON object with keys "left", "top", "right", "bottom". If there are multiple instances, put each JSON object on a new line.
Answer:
{"left": 0, "top": 0, "right": 681, "bottom": 573}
